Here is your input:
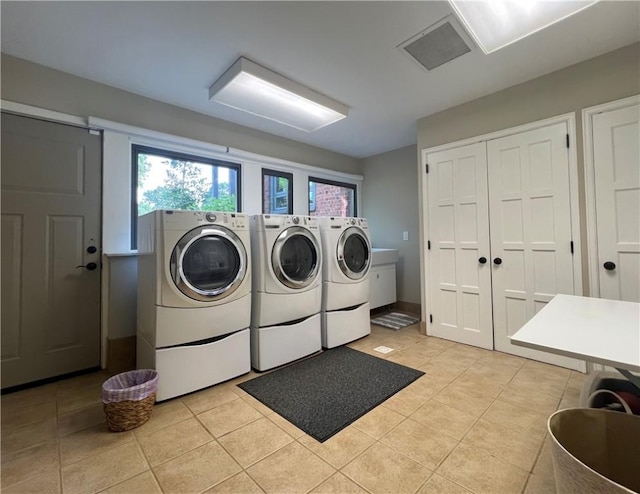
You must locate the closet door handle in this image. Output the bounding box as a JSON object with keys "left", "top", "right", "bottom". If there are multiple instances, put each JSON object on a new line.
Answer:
{"left": 493, "top": 257, "right": 502, "bottom": 265}
{"left": 478, "top": 257, "right": 487, "bottom": 264}
{"left": 603, "top": 261, "right": 616, "bottom": 271}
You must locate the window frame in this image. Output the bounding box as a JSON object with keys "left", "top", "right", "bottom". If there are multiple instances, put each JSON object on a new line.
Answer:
{"left": 261, "top": 168, "right": 293, "bottom": 215}
{"left": 131, "top": 144, "right": 242, "bottom": 249}
{"left": 308, "top": 176, "right": 358, "bottom": 217}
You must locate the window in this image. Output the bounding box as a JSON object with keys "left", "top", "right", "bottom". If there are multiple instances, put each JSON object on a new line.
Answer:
{"left": 308, "top": 177, "right": 356, "bottom": 217}
{"left": 262, "top": 169, "right": 293, "bottom": 214}
{"left": 131, "top": 145, "right": 241, "bottom": 248}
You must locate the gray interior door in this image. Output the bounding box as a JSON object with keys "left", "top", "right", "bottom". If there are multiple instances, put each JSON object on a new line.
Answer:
{"left": 1, "top": 113, "right": 102, "bottom": 388}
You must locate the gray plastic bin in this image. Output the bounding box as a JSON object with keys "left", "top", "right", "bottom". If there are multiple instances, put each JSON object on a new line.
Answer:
{"left": 548, "top": 408, "right": 640, "bottom": 494}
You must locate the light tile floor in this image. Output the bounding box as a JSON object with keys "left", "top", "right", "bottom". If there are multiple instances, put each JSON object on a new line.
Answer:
{"left": 1, "top": 324, "right": 586, "bottom": 494}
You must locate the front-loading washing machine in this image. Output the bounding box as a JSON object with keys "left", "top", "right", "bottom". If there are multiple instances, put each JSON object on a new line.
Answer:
{"left": 250, "top": 214, "right": 323, "bottom": 371}
{"left": 137, "top": 210, "right": 251, "bottom": 400}
{"left": 318, "top": 216, "right": 372, "bottom": 348}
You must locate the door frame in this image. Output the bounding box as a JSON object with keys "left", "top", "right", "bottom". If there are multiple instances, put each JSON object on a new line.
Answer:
{"left": 1, "top": 99, "right": 109, "bottom": 369}
{"left": 420, "top": 112, "right": 583, "bottom": 339}
{"left": 582, "top": 94, "right": 640, "bottom": 299}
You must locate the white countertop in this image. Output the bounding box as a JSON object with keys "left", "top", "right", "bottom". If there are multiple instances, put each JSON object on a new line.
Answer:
{"left": 371, "top": 248, "right": 399, "bottom": 266}
{"left": 511, "top": 294, "right": 640, "bottom": 372}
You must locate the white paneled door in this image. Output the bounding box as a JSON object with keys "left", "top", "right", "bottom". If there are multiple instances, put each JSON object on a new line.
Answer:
{"left": 488, "top": 123, "right": 581, "bottom": 369}
{"left": 592, "top": 103, "right": 640, "bottom": 303}
{"left": 425, "top": 118, "right": 583, "bottom": 369}
{"left": 426, "top": 143, "right": 493, "bottom": 349}
{"left": 1, "top": 113, "right": 102, "bottom": 388}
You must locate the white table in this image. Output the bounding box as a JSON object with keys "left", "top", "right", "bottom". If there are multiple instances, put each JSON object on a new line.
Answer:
{"left": 511, "top": 294, "right": 640, "bottom": 387}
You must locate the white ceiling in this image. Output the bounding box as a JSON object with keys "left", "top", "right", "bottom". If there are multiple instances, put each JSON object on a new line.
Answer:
{"left": 1, "top": 1, "right": 638, "bottom": 158}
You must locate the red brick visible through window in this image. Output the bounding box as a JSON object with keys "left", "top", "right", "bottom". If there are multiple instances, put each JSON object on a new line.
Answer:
{"left": 311, "top": 183, "right": 353, "bottom": 217}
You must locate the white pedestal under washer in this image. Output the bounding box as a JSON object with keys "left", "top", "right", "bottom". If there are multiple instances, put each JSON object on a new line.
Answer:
{"left": 318, "top": 216, "right": 372, "bottom": 348}
{"left": 250, "top": 214, "right": 323, "bottom": 371}
{"left": 136, "top": 210, "right": 251, "bottom": 400}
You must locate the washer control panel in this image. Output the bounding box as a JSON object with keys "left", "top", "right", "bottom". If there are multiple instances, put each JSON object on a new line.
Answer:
{"left": 163, "top": 210, "right": 248, "bottom": 229}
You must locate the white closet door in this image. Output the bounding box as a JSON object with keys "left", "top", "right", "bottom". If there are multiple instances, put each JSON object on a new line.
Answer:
{"left": 426, "top": 142, "right": 493, "bottom": 349}
{"left": 488, "top": 122, "right": 582, "bottom": 369}
{"left": 593, "top": 103, "right": 640, "bottom": 302}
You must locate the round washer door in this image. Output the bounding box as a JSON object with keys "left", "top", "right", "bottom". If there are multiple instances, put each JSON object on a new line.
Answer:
{"left": 271, "top": 226, "right": 321, "bottom": 289}
{"left": 337, "top": 226, "right": 371, "bottom": 280}
{"left": 170, "top": 225, "right": 247, "bottom": 302}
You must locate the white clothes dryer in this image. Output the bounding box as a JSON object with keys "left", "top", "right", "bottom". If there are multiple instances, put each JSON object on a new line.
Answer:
{"left": 318, "top": 216, "right": 372, "bottom": 348}
{"left": 250, "top": 214, "right": 323, "bottom": 371}
{"left": 137, "top": 210, "right": 251, "bottom": 400}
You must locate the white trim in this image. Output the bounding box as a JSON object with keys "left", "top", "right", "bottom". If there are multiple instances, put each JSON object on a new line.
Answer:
{"left": 582, "top": 95, "right": 640, "bottom": 298}
{"left": 581, "top": 94, "right": 640, "bottom": 116}
{"left": 89, "top": 116, "right": 228, "bottom": 155}
{"left": 228, "top": 148, "right": 364, "bottom": 183}
{"left": 419, "top": 150, "right": 431, "bottom": 334}
{"left": 89, "top": 116, "right": 364, "bottom": 183}
{"left": 566, "top": 114, "right": 583, "bottom": 296}
{"left": 96, "top": 116, "right": 363, "bottom": 246}
{"left": 0, "top": 107, "right": 363, "bottom": 184}
{"left": 97, "top": 115, "right": 364, "bottom": 257}
{"left": 583, "top": 103, "right": 599, "bottom": 298}
{"left": 1, "top": 100, "right": 87, "bottom": 127}
{"left": 100, "top": 256, "right": 110, "bottom": 371}
{"left": 422, "top": 112, "right": 576, "bottom": 155}
{"left": 421, "top": 112, "right": 583, "bottom": 348}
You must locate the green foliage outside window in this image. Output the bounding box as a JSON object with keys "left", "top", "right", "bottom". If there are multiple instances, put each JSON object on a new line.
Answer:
{"left": 276, "top": 176, "right": 288, "bottom": 192}
{"left": 137, "top": 155, "right": 236, "bottom": 215}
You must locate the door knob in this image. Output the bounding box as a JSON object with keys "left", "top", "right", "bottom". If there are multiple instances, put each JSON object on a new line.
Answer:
{"left": 603, "top": 261, "right": 616, "bottom": 271}
{"left": 76, "top": 262, "right": 98, "bottom": 271}
{"left": 479, "top": 257, "right": 487, "bottom": 264}
{"left": 493, "top": 257, "right": 502, "bottom": 265}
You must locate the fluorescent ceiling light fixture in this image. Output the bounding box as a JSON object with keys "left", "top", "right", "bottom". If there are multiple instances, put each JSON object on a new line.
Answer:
{"left": 449, "top": 0, "right": 599, "bottom": 54}
{"left": 209, "top": 57, "right": 349, "bottom": 133}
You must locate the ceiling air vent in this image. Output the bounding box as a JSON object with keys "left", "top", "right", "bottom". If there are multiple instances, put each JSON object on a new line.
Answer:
{"left": 398, "top": 15, "right": 474, "bottom": 71}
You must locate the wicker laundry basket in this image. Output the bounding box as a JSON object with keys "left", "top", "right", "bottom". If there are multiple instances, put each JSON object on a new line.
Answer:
{"left": 102, "top": 369, "right": 158, "bottom": 432}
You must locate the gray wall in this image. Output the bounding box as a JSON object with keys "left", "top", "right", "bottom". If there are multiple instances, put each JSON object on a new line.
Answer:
{"left": 105, "top": 256, "right": 137, "bottom": 340}
{"left": 417, "top": 42, "right": 640, "bottom": 302}
{"left": 1, "top": 54, "right": 361, "bottom": 175}
{"left": 362, "top": 145, "right": 421, "bottom": 304}
{"left": 1, "top": 54, "right": 363, "bottom": 346}
{"left": 4, "top": 44, "right": 638, "bottom": 333}
{"left": 417, "top": 43, "right": 640, "bottom": 151}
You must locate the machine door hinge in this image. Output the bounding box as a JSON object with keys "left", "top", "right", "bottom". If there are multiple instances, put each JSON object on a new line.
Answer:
{"left": 570, "top": 240, "right": 574, "bottom": 254}
{"left": 566, "top": 134, "right": 570, "bottom": 148}
{"left": 425, "top": 164, "right": 429, "bottom": 174}
{"left": 427, "top": 240, "right": 431, "bottom": 250}
{"left": 429, "top": 314, "right": 433, "bottom": 323}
